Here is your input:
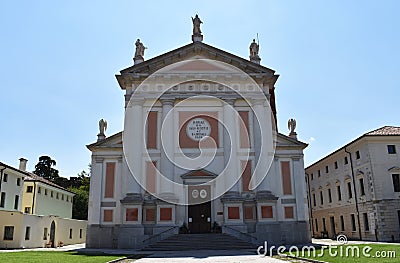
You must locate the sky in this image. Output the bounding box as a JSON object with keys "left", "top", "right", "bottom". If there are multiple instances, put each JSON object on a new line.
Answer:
{"left": 0, "top": 1, "right": 399, "bottom": 177}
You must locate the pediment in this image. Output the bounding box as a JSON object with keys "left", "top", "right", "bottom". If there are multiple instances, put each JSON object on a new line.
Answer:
{"left": 276, "top": 133, "right": 308, "bottom": 149}
{"left": 180, "top": 169, "right": 219, "bottom": 179}
{"left": 87, "top": 132, "right": 123, "bottom": 150}
{"left": 116, "top": 42, "right": 279, "bottom": 89}
{"left": 388, "top": 166, "right": 400, "bottom": 173}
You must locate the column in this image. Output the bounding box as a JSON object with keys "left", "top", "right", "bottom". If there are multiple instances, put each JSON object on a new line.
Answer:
{"left": 127, "top": 98, "right": 144, "bottom": 192}
{"left": 223, "top": 98, "right": 239, "bottom": 193}
{"left": 159, "top": 98, "right": 175, "bottom": 198}
{"left": 292, "top": 156, "right": 307, "bottom": 221}
{"left": 252, "top": 97, "right": 274, "bottom": 191}
{"left": 87, "top": 157, "right": 103, "bottom": 225}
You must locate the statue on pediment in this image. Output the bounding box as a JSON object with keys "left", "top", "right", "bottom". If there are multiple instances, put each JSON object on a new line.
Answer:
{"left": 250, "top": 39, "right": 259, "bottom": 58}
{"left": 192, "top": 14, "right": 203, "bottom": 35}
{"left": 134, "top": 39, "right": 146, "bottom": 58}
{"left": 99, "top": 119, "right": 107, "bottom": 135}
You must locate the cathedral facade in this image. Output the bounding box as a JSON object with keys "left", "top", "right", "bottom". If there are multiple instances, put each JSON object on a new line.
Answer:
{"left": 86, "top": 18, "right": 310, "bottom": 248}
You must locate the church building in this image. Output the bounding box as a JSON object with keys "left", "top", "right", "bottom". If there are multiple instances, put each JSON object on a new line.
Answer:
{"left": 86, "top": 16, "right": 310, "bottom": 249}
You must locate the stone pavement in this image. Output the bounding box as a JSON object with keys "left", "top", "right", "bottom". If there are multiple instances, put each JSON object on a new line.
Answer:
{"left": 131, "top": 250, "right": 288, "bottom": 263}
{"left": 0, "top": 243, "right": 85, "bottom": 252}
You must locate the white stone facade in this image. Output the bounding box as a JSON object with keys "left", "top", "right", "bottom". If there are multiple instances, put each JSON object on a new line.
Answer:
{"left": 306, "top": 126, "right": 400, "bottom": 241}
{"left": 87, "top": 41, "right": 310, "bottom": 248}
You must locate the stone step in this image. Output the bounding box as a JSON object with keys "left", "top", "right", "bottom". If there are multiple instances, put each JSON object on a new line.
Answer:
{"left": 142, "top": 233, "right": 255, "bottom": 251}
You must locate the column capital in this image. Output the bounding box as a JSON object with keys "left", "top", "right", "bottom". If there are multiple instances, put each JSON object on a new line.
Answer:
{"left": 130, "top": 97, "right": 144, "bottom": 106}
{"left": 159, "top": 97, "right": 175, "bottom": 106}
{"left": 223, "top": 98, "right": 236, "bottom": 106}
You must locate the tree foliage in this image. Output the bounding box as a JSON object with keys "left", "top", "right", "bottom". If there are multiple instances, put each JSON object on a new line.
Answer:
{"left": 33, "top": 156, "right": 60, "bottom": 180}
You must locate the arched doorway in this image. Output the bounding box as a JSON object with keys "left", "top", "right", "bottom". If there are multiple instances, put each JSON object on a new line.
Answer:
{"left": 50, "top": 221, "right": 56, "bottom": 248}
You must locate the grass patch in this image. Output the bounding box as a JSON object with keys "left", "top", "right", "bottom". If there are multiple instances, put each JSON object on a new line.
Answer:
{"left": 283, "top": 244, "right": 400, "bottom": 263}
{"left": 0, "top": 251, "right": 135, "bottom": 263}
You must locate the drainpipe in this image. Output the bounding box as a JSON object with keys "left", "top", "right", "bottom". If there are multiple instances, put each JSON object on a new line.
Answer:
{"left": 344, "top": 148, "right": 362, "bottom": 240}
{"left": 305, "top": 173, "right": 314, "bottom": 237}
{"left": 32, "top": 181, "right": 36, "bottom": 214}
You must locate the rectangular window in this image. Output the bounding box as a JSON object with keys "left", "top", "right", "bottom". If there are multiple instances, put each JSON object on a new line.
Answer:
{"left": 241, "top": 160, "right": 252, "bottom": 192}
{"left": 325, "top": 166, "right": 329, "bottom": 173}
{"left": 62, "top": 194, "right": 64, "bottom": 200}
{"left": 24, "top": 207, "right": 31, "bottom": 214}
{"left": 51, "top": 191, "right": 53, "bottom": 198}
{"left": 105, "top": 162, "right": 116, "bottom": 198}
{"left": 45, "top": 189, "right": 47, "bottom": 195}
{"left": 328, "top": 188, "right": 332, "bottom": 203}
{"left": 17, "top": 178, "right": 21, "bottom": 186}
{"left": 340, "top": 215, "right": 345, "bottom": 231}
{"left": 387, "top": 145, "right": 397, "bottom": 154}
{"left": 261, "top": 206, "right": 273, "bottom": 219}
{"left": 69, "top": 229, "right": 72, "bottom": 239}
{"left": 363, "top": 213, "right": 369, "bottom": 231}
{"left": 347, "top": 182, "right": 353, "bottom": 199}
{"left": 359, "top": 178, "right": 365, "bottom": 196}
{"left": 320, "top": 191, "right": 324, "bottom": 205}
{"left": 351, "top": 214, "right": 356, "bottom": 231}
{"left": 14, "top": 195, "right": 19, "bottom": 210}
{"left": 334, "top": 161, "right": 338, "bottom": 169}
{"left": 4, "top": 226, "right": 14, "bottom": 240}
{"left": 337, "top": 185, "right": 342, "bottom": 201}
{"left": 43, "top": 228, "right": 48, "bottom": 240}
{"left": 239, "top": 111, "right": 250, "bottom": 148}
{"left": 56, "top": 193, "right": 59, "bottom": 199}
{"left": 344, "top": 156, "right": 348, "bottom": 165}
{"left": 146, "top": 111, "right": 158, "bottom": 149}
{"left": 25, "top": 226, "right": 30, "bottom": 240}
{"left": 281, "top": 161, "right": 292, "bottom": 195}
{"left": 392, "top": 174, "right": 400, "bottom": 192}
{"left": 79, "top": 229, "right": 83, "bottom": 239}
{"left": 3, "top": 174, "right": 8, "bottom": 182}
{"left": 103, "top": 210, "right": 113, "bottom": 222}
{"left": 311, "top": 173, "right": 314, "bottom": 180}
{"left": 146, "top": 161, "right": 157, "bottom": 194}
{"left": 284, "top": 207, "right": 294, "bottom": 219}
{"left": 0, "top": 192, "right": 5, "bottom": 208}
{"left": 67, "top": 196, "right": 69, "bottom": 202}
{"left": 312, "top": 193, "right": 316, "bottom": 207}
{"left": 318, "top": 170, "right": 321, "bottom": 177}
{"left": 356, "top": 151, "right": 360, "bottom": 159}
{"left": 38, "top": 187, "right": 41, "bottom": 194}
{"left": 26, "top": 186, "right": 33, "bottom": 193}
{"left": 398, "top": 210, "right": 400, "bottom": 229}
{"left": 126, "top": 208, "right": 139, "bottom": 222}
{"left": 322, "top": 218, "right": 326, "bottom": 232}
{"left": 314, "top": 218, "right": 319, "bottom": 232}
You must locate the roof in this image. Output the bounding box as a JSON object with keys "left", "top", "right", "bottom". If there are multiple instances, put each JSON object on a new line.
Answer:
{"left": 306, "top": 126, "right": 400, "bottom": 170}
{"left": 0, "top": 161, "right": 74, "bottom": 194}
{"left": 366, "top": 126, "right": 400, "bottom": 136}
{"left": 24, "top": 172, "right": 74, "bottom": 194}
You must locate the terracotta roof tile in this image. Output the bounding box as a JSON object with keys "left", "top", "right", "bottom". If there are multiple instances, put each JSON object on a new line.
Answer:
{"left": 366, "top": 126, "right": 400, "bottom": 136}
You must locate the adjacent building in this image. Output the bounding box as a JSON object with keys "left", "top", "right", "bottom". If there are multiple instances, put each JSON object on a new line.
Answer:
{"left": 87, "top": 17, "right": 310, "bottom": 249}
{"left": 306, "top": 126, "right": 400, "bottom": 241}
{"left": 0, "top": 159, "right": 87, "bottom": 248}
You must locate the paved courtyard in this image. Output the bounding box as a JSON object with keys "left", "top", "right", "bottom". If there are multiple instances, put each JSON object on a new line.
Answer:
{"left": 132, "top": 250, "right": 289, "bottom": 263}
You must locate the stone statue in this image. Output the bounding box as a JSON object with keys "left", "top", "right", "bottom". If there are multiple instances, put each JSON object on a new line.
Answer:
{"left": 99, "top": 119, "right": 107, "bottom": 135}
{"left": 249, "top": 39, "right": 259, "bottom": 58}
{"left": 288, "top": 118, "right": 296, "bottom": 133}
{"left": 192, "top": 14, "right": 203, "bottom": 35}
{"left": 134, "top": 39, "right": 146, "bottom": 58}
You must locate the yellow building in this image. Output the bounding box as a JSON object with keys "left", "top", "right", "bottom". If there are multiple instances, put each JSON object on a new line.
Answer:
{"left": 21, "top": 173, "right": 74, "bottom": 219}
{"left": 0, "top": 158, "right": 87, "bottom": 248}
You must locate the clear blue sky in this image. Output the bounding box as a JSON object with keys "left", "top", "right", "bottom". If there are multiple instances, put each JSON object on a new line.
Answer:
{"left": 1, "top": 1, "right": 399, "bottom": 177}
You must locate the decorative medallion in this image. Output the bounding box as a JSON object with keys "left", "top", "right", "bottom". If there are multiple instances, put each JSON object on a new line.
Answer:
{"left": 186, "top": 118, "right": 211, "bottom": 141}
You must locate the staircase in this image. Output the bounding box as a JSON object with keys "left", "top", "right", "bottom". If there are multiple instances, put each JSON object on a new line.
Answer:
{"left": 142, "top": 233, "right": 255, "bottom": 251}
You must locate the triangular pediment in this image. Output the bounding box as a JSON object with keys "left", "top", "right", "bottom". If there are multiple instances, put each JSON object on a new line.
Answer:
{"left": 87, "top": 132, "right": 123, "bottom": 150}
{"left": 116, "top": 42, "right": 279, "bottom": 90}
{"left": 276, "top": 133, "right": 308, "bottom": 149}
{"left": 180, "top": 168, "right": 219, "bottom": 179}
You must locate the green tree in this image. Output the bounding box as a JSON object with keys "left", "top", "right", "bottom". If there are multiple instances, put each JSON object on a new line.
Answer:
{"left": 33, "top": 156, "right": 60, "bottom": 181}
{"left": 69, "top": 167, "right": 90, "bottom": 220}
